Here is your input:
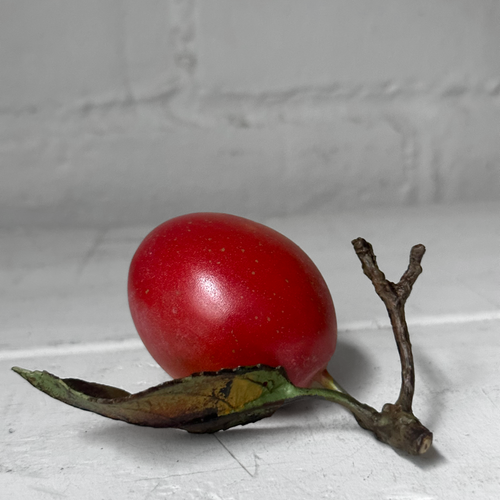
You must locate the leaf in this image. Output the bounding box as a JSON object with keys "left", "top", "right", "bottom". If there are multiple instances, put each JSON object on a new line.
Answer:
{"left": 12, "top": 365, "right": 305, "bottom": 433}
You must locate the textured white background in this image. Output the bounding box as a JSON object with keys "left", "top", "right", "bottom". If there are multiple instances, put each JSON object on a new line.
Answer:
{"left": 2, "top": 204, "right": 500, "bottom": 499}
{"left": 1, "top": 2, "right": 500, "bottom": 498}
{"left": 1, "top": 0, "right": 500, "bottom": 227}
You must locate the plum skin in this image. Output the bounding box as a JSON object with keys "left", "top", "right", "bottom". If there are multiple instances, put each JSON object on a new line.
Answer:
{"left": 128, "top": 213, "right": 337, "bottom": 388}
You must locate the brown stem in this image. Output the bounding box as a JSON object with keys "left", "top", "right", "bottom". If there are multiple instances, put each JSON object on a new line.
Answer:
{"left": 307, "top": 374, "right": 433, "bottom": 455}
{"left": 351, "top": 238, "right": 425, "bottom": 412}
{"left": 308, "top": 237, "right": 433, "bottom": 455}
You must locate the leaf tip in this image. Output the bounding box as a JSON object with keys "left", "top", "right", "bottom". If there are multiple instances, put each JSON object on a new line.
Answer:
{"left": 12, "top": 366, "right": 38, "bottom": 384}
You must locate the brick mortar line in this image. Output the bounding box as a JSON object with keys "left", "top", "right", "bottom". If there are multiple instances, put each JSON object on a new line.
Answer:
{"left": 1, "top": 77, "right": 499, "bottom": 120}
{"left": 2, "top": 311, "right": 500, "bottom": 361}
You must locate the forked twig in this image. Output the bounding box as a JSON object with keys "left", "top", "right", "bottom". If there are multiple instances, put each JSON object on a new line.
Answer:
{"left": 351, "top": 238, "right": 425, "bottom": 412}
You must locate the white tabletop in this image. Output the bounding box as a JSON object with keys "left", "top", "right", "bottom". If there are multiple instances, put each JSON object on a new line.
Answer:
{"left": 2, "top": 202, "right": 499, "bottom": 499}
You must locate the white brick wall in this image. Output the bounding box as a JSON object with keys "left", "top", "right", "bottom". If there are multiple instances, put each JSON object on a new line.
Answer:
{"left": 1, "top": 0, "right": 499, "bottom": 227}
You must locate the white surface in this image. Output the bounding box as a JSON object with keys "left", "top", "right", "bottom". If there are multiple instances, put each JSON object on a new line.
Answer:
{"left": 1, "top": 203, "right": 500, "bottom": 498}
